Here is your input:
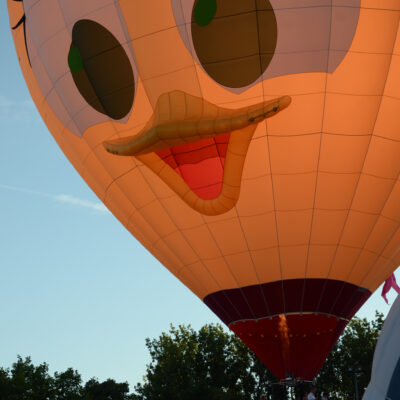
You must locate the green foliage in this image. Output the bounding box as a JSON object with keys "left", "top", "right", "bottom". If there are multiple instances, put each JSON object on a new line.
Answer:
{"left": 3, "top": 356, "right": 53, "bottom": 400}
{"left": 315, "top": 311, "right": 384, "bottom": 399}
{"left": 0, "top": 312, "right": 385, "bottom": 400}
{"left": 134, "top": 314, "right": 385, "bottom": 400}
{"left": 53, "top": 368, "right": 83, "bottom": 400}
{"left": 132, "top": 324, "right": 277, "bottom": 400}
{"left": 0, "top": 356, "right": 132, "bottom": 400}
{"left": 84, "top": 378, "right": 131, "bottom": 400}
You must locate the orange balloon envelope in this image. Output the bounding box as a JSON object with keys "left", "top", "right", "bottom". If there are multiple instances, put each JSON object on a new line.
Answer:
{"left": 8, "top": 0, "right": 400, "bottom": 380}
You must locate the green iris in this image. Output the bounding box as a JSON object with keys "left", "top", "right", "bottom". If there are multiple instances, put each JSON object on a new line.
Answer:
{"left": 68, "top": 44, "right": 84, "bottom": 73}
{"left": 194, "top": 0, "right": 217, "bottom": 27}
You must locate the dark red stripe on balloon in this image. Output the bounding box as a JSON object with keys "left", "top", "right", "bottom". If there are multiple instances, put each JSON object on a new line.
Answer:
{"left": 203, "top": 279, "right": 371, "bottom": 325}
{"left": 230, "top": 314, "right": 348, "bottom": 380}
{"left": 204, "top": 279, "right": 371, "bottom": 380}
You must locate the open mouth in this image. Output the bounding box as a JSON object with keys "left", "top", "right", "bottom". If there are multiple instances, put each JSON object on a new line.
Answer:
{"left": 103, "top": 91, "right": 291, "bottom": 215}
{"left": 155, "top": 132, "right": 230, "bottom": 200}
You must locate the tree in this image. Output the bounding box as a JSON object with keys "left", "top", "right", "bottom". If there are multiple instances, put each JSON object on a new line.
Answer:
{"left": 0, "top": 367, "right": 12, "bottom": 400}
{"left": 0, "top": 311, "right": 385, "bottom": 399}
{"left": 133, "top": 314, "right": 385, "bottom": 400}
{"left": 315, "top": 311, "right": 384, "bottom": 399}
{"left": 83, "top": 378, "right": 132, "bottom": 400}
{"left": 0, "top": 357, "right": 133, "bottom": 400}
{"left": 53, "top": 368, "right": 83, "bottom": 400}
{"left": 2, "top": 356, "right": 54, "bottom": 400}
{"left": 132, "top": 324, "right": 277, "bottom": 400}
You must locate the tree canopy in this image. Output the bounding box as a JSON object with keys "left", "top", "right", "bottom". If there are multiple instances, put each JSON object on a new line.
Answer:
{"left": 0, "top": 356, "right": 133, "bottom": 400}
{"left": 133, "top": 313, "right": 384, "bottom": 400}
{"left": 315, "top": 311, "right": 384, "bottom": 399}
{"left": 0, "top": 312, "right": 385, "bottom": 400}
{"left": 132, "top": 324, "right": 277, "bottom": 400}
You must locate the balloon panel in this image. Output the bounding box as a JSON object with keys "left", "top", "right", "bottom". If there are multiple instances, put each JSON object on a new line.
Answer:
{"left": 8, "top": 0, "right": 400, "bottom": 380}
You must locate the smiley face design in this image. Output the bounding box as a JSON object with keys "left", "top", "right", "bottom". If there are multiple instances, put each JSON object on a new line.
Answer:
{"left": 10, "top": 0, "right": 359, "bottom": 215}
{"left": 9, "top": 0, "right": 400, "bottom": 381}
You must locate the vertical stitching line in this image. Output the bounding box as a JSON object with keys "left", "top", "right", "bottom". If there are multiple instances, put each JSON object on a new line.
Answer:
{"left": 302, "top": 0, "right": 335, "bottom": 314}
{"left": 324, "top": 11, "right": 400, "bottom": 315}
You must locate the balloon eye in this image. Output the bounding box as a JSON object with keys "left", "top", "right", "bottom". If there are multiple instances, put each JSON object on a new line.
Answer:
{"left": 194, "top": 0, "right": 217, "bottom": 26}
{"left": 69, "top": 20, "right": 135, "bottom": 120}
{"left": 191, "top": 0, "right": 277, "bottom": 88}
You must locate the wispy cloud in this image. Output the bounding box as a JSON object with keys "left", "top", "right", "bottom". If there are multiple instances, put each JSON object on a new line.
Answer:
{"left": 54, "top": 194, "right": 108, "bottom": 213}
{"left": 0, "top": 95, "right": 34, "bottom": 108}
{"left": 0, "top": 96, "right": 16, "bottom": 107}
{"left": 0, "top": 183, "right": 109, "bottom": 213}
{"left": 0, "top": 95, "right": 39, "bottom": 123}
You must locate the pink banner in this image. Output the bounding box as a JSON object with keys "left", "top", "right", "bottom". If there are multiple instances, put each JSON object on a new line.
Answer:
{"left": 382, "top": 274, "right": 400, "bottom": 304}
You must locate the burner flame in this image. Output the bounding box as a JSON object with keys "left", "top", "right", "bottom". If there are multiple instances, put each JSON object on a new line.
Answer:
{"left": 278, "top": 314, "right": 291, "bottom": 374}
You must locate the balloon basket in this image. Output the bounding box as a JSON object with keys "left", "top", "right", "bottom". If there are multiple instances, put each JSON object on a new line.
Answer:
{"left": 280, "top": 377, "right": 312, "bottom": 386}
{"left": 267, "top": 378, "right": 314, "bottom": 400}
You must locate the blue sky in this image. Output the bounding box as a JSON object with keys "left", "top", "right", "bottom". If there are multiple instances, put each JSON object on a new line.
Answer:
{"left": 1, "top": 1, "right": 399, "bottom": 390}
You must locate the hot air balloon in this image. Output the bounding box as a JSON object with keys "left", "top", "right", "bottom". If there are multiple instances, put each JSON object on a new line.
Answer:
{"left": 7, "top": 0, "right": 400, "bottom": 381}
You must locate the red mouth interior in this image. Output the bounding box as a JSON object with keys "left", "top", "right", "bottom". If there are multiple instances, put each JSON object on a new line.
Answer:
{"left": 156, "top": 133, "right": 230, "bottom": 200}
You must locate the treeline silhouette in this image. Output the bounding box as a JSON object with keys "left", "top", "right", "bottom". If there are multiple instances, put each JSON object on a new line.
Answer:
{"left": 0, "top": 312, "right": 384, "bottom": 400}
{"left": 0, "top": 356, "right": 133, "bottom": 400}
